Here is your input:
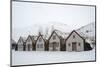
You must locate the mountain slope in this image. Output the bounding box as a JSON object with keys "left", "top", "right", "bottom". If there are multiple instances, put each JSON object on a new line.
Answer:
{"left": 76, "top": 22, "right": 95, "bottom": 40}
{"left": 13, "top": 22, "right": 73, "bottom": 41}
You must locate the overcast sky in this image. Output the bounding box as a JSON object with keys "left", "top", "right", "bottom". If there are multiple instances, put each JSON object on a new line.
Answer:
{"left": 12, "top": 1, "right": 95, "bottom": 41}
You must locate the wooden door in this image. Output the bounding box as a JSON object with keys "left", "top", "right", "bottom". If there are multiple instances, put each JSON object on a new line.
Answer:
{"left": 28, "top": 44, "right": 30, "bottom": 51}
{"left": 53, "top": 43, "right": 56, "bottom": 51}
{"left": 72, "top": 42, "right": 77, "bottom": 51}
{"left": 52, "top": 42, "right": 58, "bottom": 51}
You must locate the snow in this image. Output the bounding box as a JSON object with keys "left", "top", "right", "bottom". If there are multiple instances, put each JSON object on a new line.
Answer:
{"left": 11, "top": 39, "right": 16, "bottom": 44}
{"left": 77, "top": 22, "right": 95, "bottom": 39}
{"left": 12, "top": 48, "right": 95, "bottom": 66}
{"left": 13, "top": 22, "right": 73, "bottom": 42}
{"left": 13, "top": 22, "right": 95, "bottom": 43}
{"left": 55, "top": 30, "right": 70, "bottom": 39}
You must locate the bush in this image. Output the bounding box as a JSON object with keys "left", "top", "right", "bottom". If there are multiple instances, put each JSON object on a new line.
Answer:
{"left": 84, "top": 42, "right": 92, "bottom": 51}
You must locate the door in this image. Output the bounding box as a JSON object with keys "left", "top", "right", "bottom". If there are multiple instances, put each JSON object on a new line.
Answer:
{"left": 53, "top": 43, "right": 56, "bottom": 51}
{"left": 28, "top": 44, "right": 30, "bottom": 51}
{"left": 52, "top": 42, "right": 59, "bottom": 51}
{"left": 72, "top": 42, "right": 77, "bottom": 51}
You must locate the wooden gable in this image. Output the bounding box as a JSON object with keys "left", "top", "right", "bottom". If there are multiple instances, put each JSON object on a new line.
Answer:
{"left": 17, "top": 37, "right": 24, "bottom": 44}
{"left": 66, "top": 30, "right": 85, "bottom": 41}
{"left": 48, "top": 30, "right": 60, "bottom": 41}
{"left": 35, "top": 34, "right": 45, "bottom": 44}
{"left": 26, "top": 35, "right": 33, "bottom": 43}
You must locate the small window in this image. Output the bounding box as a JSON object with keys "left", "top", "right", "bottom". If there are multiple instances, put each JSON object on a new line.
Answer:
{"left": 39, "top": 38, "right": 42, "bottom": 42}
{"left": 68, "top": 43, "right": 70, "bottom": 46}
{"left": 78, "top": 43, "right": 81, "bottom": 46}
{"left": 86, "top": 30, "right": 89, "bottom": 33}
{"left": 73, "top": 35, "right": 75, "bottom": 38}
{"left": 19, "top": 39, "right": 22, "bottom": 43}
{"left": 28, "top": 38, "right": 30, "bottom": 42}
{"left": 53, "top": 35, "right": 56, "bottom": 40}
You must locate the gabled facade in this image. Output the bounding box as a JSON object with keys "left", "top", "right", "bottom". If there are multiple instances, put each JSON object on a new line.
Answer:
{"left": 66, "top": 30, "right": 85, "bottom": 52}
{"left": 48, "top": 31, "right": 61, "bottom": 51}
{"left": 25, "top": 35, "right": 35, "bottom": 51}
{"left": 17, "top": 37, "right": 25, "bottom": 51}
{"left": 35, "top": 34, "right": 45, "bottom": 51}
{"left": 15, "top": 30, "right": 92, "bottom": 52}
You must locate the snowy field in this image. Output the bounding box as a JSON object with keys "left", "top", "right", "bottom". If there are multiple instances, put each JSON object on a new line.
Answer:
{"left": 12, "top": 48, "right": 95, "bottom": 66}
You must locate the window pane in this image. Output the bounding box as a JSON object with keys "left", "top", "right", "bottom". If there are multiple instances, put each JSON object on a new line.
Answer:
{"left": 39, "top": 38, "right": 42, "bottom": 42}
{"left": 53, "top": 35, "right": 56, "bottom": 40}
{"left": 73, "top": 35, "right": 75, "bottom": 38}
{"left": 68, "top": 43, "right": 70, "bottom": 46}
{"left": 79, "top": 43, "right": 81, "bottom": 46}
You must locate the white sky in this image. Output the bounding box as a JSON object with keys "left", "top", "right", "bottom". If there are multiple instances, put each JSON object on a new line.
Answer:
{"left": 12, "top": 1, "right": 95, "bottom": 41}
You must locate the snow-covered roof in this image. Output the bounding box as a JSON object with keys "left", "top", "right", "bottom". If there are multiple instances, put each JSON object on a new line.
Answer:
{"left": 76, "top": 31, "right": 87, "bottom": 38}
{"left": 18, "top": 36, "right": 27, "bottom": 43}
{"left": 26, "top": 35, "right": 38, "bottom": 42}
{"left": 27, "top": 35, "right": 34, "bottom": 41}
{"left": 33, "top": 36, "right": 38, "bottom": 40}
{"left": 45, "top": 29, "right": 69, "bottom": 40}
{"left": 85, "top": 38, "right": 92, "bottom": 44}
{"left": 76, "top": 22, "right": 95, "bottom": 39}
{"left": 30, "top": 36, "right": 34, "bottom": 41}
{"left": 11, "top": 39, "right": 16, "bottom": 44}
{"left": 54, "top": 30, "right": 69, "bottom": 39}
{"left": 22, "top": 37, "right": 27, "bottom": 42}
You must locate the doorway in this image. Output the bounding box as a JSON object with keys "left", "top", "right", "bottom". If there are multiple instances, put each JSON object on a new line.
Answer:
{"left": 28, "top": 44, "right": 30, "bottom": 51}
{"left": 72, "top": 42, "right": 77, "bottom": 51}
{"left": 52, "top": 42, "right": 59, "bottom": 51}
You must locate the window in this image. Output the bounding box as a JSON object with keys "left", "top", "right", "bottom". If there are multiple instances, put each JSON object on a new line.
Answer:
{"left": 72, "top": 42, "right": 76, "bottom": 44}
{"left": 19, "top": 39, "right": 22, "bottom": 43}
{"left": 39, "top": 38, "right": 42, "bottom": 42}
{"left": 28, "top": 38, "right": 30, "bottom": 42}
{"left": 68, "top": 43, "right": 70, "bottom": 46}
{"left": 73, "top": 35, "right": 75, "bottom": 38}
{"left": 78, "top": 43, "right": 81, "bottom": 46}
{"left": 86, "top": 30, "right": 89, "bottom": 33}
{"left": 53, "top": 35, "right": 56, "bottom": 40}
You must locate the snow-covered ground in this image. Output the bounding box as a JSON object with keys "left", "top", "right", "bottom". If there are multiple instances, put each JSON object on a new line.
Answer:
{"left": 12, "top": 48, "right": 95, "bottom": 66}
